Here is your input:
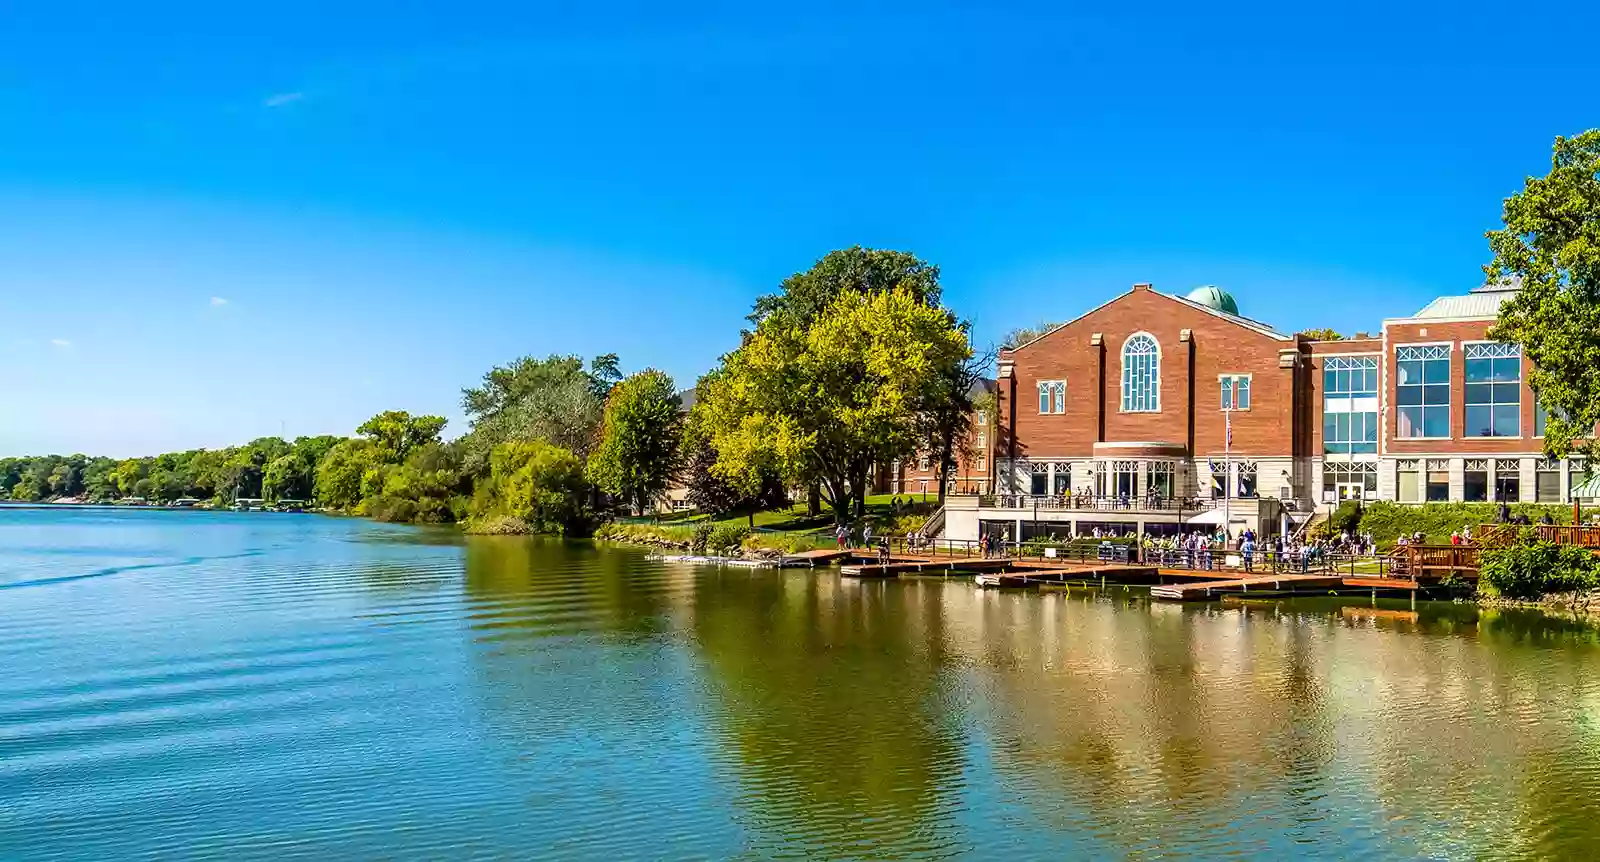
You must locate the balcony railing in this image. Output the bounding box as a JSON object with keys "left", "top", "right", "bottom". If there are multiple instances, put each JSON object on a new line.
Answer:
{"left": 977, "top": 493, "right": 1227, "bottom": 513}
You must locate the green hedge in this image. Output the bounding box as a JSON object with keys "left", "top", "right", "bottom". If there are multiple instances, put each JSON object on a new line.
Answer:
{"left": 1358, "top": 502, "right": 1572, "bottom": 547}
{"left": 1479, "top": 529, "right": 1600, "bottom": 599}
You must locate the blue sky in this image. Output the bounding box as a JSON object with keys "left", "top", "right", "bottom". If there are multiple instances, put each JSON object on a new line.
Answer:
{"left": 2, "top": 1, "right": 1595, "bottom": 457}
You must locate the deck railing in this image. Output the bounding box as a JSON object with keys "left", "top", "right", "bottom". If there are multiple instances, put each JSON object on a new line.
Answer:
{"left": 976, "top": 494, "right": 1223, "bottom": 513}
{"left": 1473, "top": 523, "right": 1600, "bottom": 549}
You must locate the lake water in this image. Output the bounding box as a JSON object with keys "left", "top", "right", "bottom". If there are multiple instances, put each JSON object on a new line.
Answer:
{"left": 6, "top": 507, "right": 1600, "bottom": 859}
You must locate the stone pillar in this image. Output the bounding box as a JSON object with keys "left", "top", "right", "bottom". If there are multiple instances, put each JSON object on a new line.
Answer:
{"left": 1520, "top": 457, "right": 1537, "bottom": 503}
{"left": 1449, "top": 458, "right": 1465, "bottom": 502}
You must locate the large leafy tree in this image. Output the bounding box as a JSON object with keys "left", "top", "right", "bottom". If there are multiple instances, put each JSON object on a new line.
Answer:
{"left": 747, "top": 246, "right": 942, "bottom": 331}
{"left": 586, "top": 369, "right": 683, "bottom": 514}
{"left": 1486, "top": 130, "right": 1600, "bottom": 464}
{"left": 918, "top": 349, "right": 991, "bottom": 505}
{"left": 698, "top": 286, "right": 972, "bottom": 525}
{"left": 355, "top": 412, "right": 446, "bottom": 462}
{"left": 460, "top": 354, "right": 618, "bottom": 471}
{"left": 680, "top": 425, "right": 789, "bottom": 527}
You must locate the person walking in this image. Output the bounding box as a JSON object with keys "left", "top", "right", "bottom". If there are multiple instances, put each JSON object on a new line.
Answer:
{"left": 1241, "top": 533, "right": 1256, "bottom": 573}
{"left": 862, "top": 522, "right": 873, "bottom": 548}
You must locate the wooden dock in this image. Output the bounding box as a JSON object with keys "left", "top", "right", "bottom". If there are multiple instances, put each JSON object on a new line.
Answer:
{"left": 1151, "top": 574, "right": 1344, "bottom": 601}
{"left": 778, "top": 548, "right": 856, "bottom": 567}
{"left": 976, "top": 565, "right": 1159, "bottom": 588}
{"left": 840, "top": 557, "right": 1015, "bottom": 578}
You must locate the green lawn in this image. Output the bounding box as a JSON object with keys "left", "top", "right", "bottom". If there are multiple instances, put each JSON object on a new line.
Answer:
{"left": 627, "top": 493, "right": 938, "bottom": 534}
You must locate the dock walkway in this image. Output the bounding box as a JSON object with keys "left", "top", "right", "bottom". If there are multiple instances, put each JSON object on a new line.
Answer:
{"left": 1151, "top": 574, "right": 1343, "bottom": 601}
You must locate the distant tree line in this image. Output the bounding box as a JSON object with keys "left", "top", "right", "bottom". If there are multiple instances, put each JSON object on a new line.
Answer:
{"left": 5, "top": 246, "right": 991, "bottom": 532}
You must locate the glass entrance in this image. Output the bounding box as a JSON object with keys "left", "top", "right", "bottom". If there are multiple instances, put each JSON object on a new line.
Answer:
{"left": 1337, "top": 483, "right": 1364, "bottom": 501}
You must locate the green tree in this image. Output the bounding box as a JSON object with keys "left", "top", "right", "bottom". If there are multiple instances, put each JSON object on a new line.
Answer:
{"left": 460, "top": 354, "right": 617, "bottom": 471}
{"left": 747, "top": 246, "right": 943, "bottom": 331}
{"left": 1000, "top": 320, "right": 1062, "bottom": 350}
{"left": 587, "top": 370, "right": 683, "bottom": 514}
{"left": 1297, "top": 327, "right": 1345, "bottom": 341}
{"left": 355, "top": 412, "right": 446, "bottom": 462}
{"left": 680, "top": 430, "right": 789, "bottom": 527}
{"left": 475, "top": 440, "right": 594, "bottom": 534}
{"left": 366, "top": 442, "right": 468, "bottom": 524}
{"left": 314, "top": 439, "right": 380, "bottom": 509}
{"left": 1486, "top": 130, "right": 1600, "bottom": 464}
{"left": 698, "top": 286, "right": 971, "bottom": 525}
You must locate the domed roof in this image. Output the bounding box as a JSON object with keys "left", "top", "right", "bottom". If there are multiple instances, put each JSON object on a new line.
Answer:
{"left": 1186, "top": 285, "right": 1239, "bottom": 316}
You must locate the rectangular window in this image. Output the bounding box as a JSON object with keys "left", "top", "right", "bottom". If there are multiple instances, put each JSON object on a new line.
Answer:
{"left": 1237, "top": 461, "right": 1258, "bottom": 498}
{"left": 1537, "top": 458, "right": 1562, "bottom": 502}
{"left": 1496, "top": 459, "right": 1521, "bottom": 502}
{"left": 975, "top": 411, "right": 987, "bottom": 427}
{"left": 1397, "top": 460, "right": 1421, "bottom": 503}
{"left": 1148, "top": 461, "right": 1175, "bottom": 498}
{"left": 1037, "top": 380, "right": 1065, "bottom": 415}
{"left": 1208, "top": 460, "right": 1228, "bottom": 499}
{"left": 1396, "top": 345, "right": 1451, "bottom": 439}
{"left": 1465, "top": 344, "right": 1521, "bottom": 437}
{"left": 1052, "top": 464, "right": 1070, "bottom": 495}
{"left": 976, "top": 433, "right": 987, "bottom": 450}
{"left": 1030, "top": 463, "right": 1048, "bottom": 496}
{"left": 1464, "top": 459, "right": 1489, "bottom": 502}
{"left": 976, "top": 453, "right": 987, "bottom": 472}
{"left": 1323, "top": 357, "right": 1379, "bottom": 454}
{"left": 1220, "top": 374, "right": 1251, "bottom": 410}
{"left": 1426, "top": 460, "right": 1450, "bottom": 502}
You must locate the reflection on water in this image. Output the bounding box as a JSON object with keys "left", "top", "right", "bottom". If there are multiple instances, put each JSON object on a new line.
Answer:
{"left": 6, "top": 508, "right": 1600, "bottom": 859}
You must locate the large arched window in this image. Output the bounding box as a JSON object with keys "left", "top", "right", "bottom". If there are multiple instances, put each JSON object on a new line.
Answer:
{"left": 1121, "top": 333, "right": 1160, "bottom": 412}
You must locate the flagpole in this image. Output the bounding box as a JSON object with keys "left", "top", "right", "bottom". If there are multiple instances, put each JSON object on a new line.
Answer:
{"left": 1224, "top": 399, "right": 1232, "bottom": 547}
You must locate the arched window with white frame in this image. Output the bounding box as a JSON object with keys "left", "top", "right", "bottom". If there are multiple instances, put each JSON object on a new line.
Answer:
{"left": 1121, "top": 333, "right": 1160, "bottom": 412}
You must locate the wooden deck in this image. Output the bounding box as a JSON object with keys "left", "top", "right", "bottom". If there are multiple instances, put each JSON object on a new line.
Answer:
{"left": 1151, "top": 574, "right": 1344, "bottom": 601}
{"left": 976, "top": 566, "right": 1159, "bottom": 588}
{"left": 778, "top": 548, "right": 857, "bottom": 567}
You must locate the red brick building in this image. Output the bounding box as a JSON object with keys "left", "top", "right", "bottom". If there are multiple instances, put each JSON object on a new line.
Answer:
{"left": 940, "top": 279, "right": 1576, "bottom": 544}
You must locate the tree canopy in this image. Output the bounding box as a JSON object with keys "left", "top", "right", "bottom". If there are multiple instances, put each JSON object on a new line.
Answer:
{"left": 586, "top": 369, "right": 684, "bottom": 514}
{"left": 747, "top": 246, "right": 943, "bottom": 331}
{"left": 1296, "top": 327, "right": 1345, "bottom": 341}
{"left": 1486, "top": 130, "right": 1600, "bottom": 463}
{"left": 459, "top": 354, "right": 618, "bottom": 472}
{"left": 999, "top": 320, "right": 1062, "bottom": 350}
{"left": 697, "top": 284, "right": 972, "bottom": 523}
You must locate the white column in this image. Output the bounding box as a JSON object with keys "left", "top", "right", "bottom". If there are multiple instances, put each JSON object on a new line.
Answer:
{"left": 1520, "top": 457, "right": 1537, "bottom": 503}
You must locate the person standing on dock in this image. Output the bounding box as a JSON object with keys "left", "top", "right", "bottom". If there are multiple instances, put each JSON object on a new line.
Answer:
{"left": 1241, "top": 534, "right": 1256, "bottom": 572}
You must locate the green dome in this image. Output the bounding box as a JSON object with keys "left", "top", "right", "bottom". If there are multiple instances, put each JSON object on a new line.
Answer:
{"left": 1186, "top": 285, "right": 1239, "bottom": 316}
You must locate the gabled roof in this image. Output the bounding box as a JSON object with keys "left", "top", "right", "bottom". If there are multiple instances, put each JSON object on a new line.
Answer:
{"left": 1003, "top": 285, "right": 1291, "bottom": 355}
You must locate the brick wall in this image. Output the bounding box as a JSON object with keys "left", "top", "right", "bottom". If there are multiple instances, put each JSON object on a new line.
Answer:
{"left": 999, "top": 285, "right": 1301, "bottom": 463}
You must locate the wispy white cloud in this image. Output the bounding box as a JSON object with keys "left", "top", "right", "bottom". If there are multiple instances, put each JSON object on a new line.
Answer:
{"left": 49, "top": 338, "right": 71, "bottom": 348}
{"left": 263, "top": 92, "right": 304, "bottom": 108}
{"left": 210, "top": 296, "right": 229, "bottom": 306}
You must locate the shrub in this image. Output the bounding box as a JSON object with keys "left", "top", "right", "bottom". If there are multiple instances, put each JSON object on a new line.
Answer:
{"left": 1315, "top": 501, "right": 1363, "bottom": 539}
{"left": 463, "top": 515, "right": 531, "bottom": 535}
{"left": 1479, "top": 529, "right": 1600, "bottom": 599}
{"left": 1358, "top": 501, "right": 1571, "bottom": 548}
{"left": 686, "top": 523, "right": 713, "bottom": 554}
{"left": 706, "top": 524, "right": 751, "bottom": 554}
{"left": 593, "top": 522, "right": 696, "bottom": 546}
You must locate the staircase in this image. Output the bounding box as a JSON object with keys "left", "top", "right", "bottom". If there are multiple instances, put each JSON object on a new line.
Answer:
{"left": 1290, "top": 505, "right": 1329, "bottom": 543}
{"left": 917, "top": 505, "right": 946, "bottom": 539}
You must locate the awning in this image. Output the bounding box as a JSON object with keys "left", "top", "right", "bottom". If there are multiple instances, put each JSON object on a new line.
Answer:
{"left": 1573, "top": 472, "right": 1600, "bottom": 500}
{"left": 1185, "top": 508, "right": 1228, "bottom": 526}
